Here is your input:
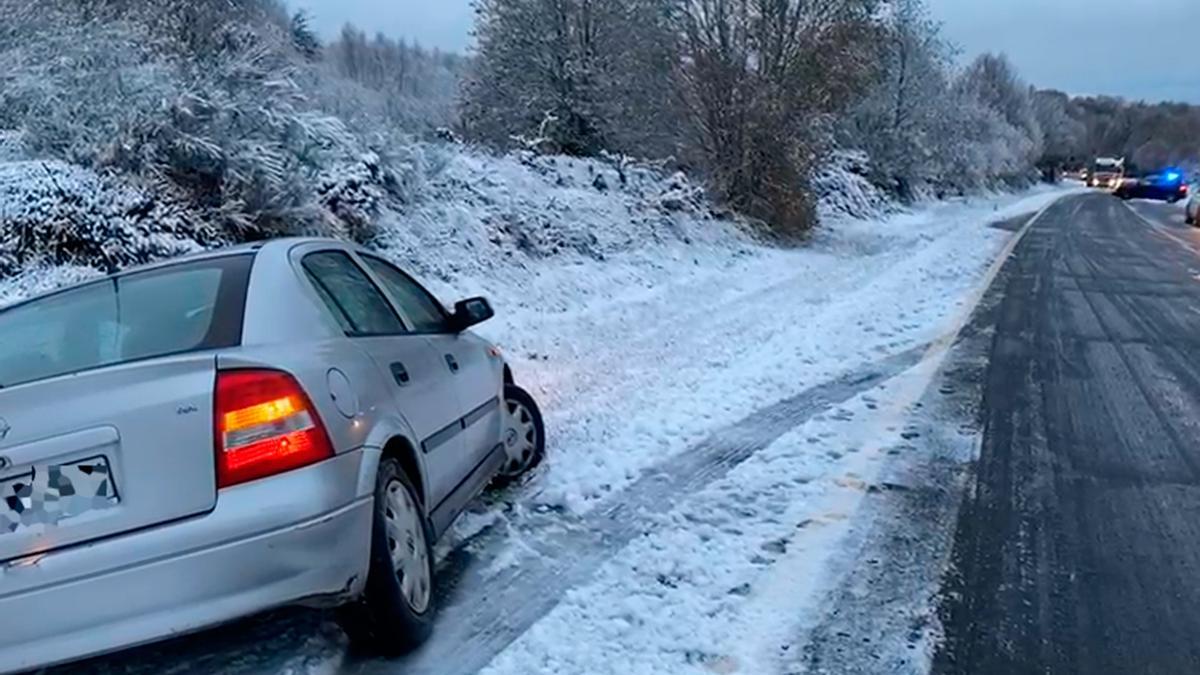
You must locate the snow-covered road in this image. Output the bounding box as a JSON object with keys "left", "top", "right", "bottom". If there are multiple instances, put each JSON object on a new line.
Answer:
{"left": 48, "top": 185, "right": 1078, "bottom": 675}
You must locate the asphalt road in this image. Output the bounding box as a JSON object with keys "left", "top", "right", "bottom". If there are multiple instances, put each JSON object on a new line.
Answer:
{"left": 936, "top": 193, "right": 1200, "bottom": 674}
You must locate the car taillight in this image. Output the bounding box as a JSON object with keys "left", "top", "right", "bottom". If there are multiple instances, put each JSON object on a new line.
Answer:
{"left": 1181, "top": 185, "right": 1189, "bottom": 195}
{"left": 214, "top": 369, "right": 334, "bottom": 488}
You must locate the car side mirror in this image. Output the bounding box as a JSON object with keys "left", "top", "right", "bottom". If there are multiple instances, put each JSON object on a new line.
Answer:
{"left": 451, "top": 297, "right": 494, "bottom": 331}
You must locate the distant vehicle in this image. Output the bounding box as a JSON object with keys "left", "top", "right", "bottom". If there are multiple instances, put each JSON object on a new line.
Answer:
{"left": 1087, "top": 157, "right": 1125, "bottom": 189}
{"left": 1186, "top": 190, "right": 1200, "bottom": 225}
{"left": 1114, "top": 168, "right": 1189, "bottom": 203}
{"left": 0, "top": 239, "right": 547, "bottom": 673}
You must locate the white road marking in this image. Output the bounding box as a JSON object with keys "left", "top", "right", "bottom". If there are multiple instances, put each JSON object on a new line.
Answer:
{"left": 1122, "top": 201, "right": 1200, "bottom": 254}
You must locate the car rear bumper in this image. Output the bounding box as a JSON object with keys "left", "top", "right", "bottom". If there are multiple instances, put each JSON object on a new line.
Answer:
{"left": 0, "top": 448, "right": 378, "bottom": 674}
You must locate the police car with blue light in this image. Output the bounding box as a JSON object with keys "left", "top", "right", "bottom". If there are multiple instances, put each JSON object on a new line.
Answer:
{"left": 1113, "top": 167, "right": 1190, "bottom": 203}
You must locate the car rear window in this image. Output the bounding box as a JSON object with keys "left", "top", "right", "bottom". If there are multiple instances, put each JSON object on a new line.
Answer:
{"left": 300, "top": 251, "right": 406, "bottom": 336}
{"left": 0, "top": 255, "right": 253, "bottom": 388}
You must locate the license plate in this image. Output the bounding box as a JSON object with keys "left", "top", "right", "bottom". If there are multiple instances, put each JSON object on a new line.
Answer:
{"left": 1, "top": 456, "right": 119, "bottom": 534}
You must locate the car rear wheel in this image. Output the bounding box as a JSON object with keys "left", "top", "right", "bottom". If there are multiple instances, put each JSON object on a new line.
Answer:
{"left": 493, "top": 384, "right": 546, "bottom": 487}
{"left": 337, "top": 458, "right": 435, "bottom": 654}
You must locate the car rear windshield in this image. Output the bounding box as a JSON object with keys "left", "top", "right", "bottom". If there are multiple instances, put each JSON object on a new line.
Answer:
{"left": 0, "top": 254, "right": 253, "bottom": 389}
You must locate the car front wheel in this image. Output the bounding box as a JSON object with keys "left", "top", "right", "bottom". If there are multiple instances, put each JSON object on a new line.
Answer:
{"left": 493, "top": 384, "right": 546, "bottom": 487}
{"left": 338, "top": 458, "right": 436, "bottom": 654}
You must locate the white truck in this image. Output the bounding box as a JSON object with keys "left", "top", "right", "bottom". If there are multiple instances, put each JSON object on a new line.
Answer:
{"left": 1088, "top": 157, "right": 1125, "bottom": 189}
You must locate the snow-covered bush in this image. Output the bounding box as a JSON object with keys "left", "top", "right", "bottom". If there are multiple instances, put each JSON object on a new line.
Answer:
{"left": 0, "top": 0, "right": 367, "bottom": 242}
{"left": 0, "top": 131, "right": 27, "bottom": 161}
{"left": 812, "top": 150, "right": 892, "bottom": 220}
{"left": 315, "top": 152, "right": 413, "bottom": 242}
{"left": 344, "top": 144, "right": 754, "bottom": 289}
{"left": 0, "top": 161, "right": 208, "bottom": 277}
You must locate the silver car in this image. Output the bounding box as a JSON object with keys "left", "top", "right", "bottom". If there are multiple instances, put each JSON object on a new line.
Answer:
{"left": 0, "top": 238, "right": 546, "bottom": 673}
{"left": 1187, "top": 189, "right": 1199, "bottom": 226}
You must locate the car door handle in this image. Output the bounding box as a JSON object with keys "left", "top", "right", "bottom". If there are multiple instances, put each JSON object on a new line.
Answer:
{"left": 390, "top": 362, "right": 410, "bottom": 386}
{"left": 444, "top": 354, "right": 460, "bottom": 373}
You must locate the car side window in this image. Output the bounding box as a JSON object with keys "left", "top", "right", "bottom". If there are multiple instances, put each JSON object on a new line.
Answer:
{"left": 301, "top": 251, "right": 405, "bottom": 336}
{"left": 361, "top": 255, "right": 451, "bottom": 333}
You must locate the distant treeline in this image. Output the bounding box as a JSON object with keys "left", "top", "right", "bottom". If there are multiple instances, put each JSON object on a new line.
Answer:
{"left": 459, "top": 0, "right": 1200, "bottom": 229}
{"left": 1035, "top": 92, "right": 1200, "bottom": 171}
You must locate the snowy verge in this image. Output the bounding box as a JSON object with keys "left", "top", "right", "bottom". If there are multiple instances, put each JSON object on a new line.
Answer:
{"left": 481, "top": 380, "right": 927, "bottom": 675}
{"left": 436, "top": 183, "right": 1075, "bottom": 514}
{"left": 476, "top": 186, "right": 1080, "bottom": 674}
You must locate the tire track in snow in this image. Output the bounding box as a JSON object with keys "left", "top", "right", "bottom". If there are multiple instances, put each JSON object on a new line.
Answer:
{"left": 348, "top": 344, "right": 931, "bottom": 675}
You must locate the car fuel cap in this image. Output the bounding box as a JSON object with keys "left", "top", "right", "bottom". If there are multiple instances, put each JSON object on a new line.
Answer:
{"left": 327, "top": 368, "right": 359, "bottom": 419}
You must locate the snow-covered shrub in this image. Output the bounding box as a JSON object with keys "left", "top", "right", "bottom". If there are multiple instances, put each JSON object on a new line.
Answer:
{"left": 812, "top": 150, "right": 892, "bottom": 220}
{"left": 0, "top": 161, "right": 209, "bottom": 277}
{"left": 0, "top": 131, "right": 27, "bottom": 161}
{"left": 655, "top": 172, "right": 707, "bottom": 214}
{"left": 365, "top": 145, "right": 756, "bottom": 289}
{"left": 0, "top": 0, "right": 368, "bottom": 242}
{"left": 315, "top": 153, "right": 399, "bottom": 242}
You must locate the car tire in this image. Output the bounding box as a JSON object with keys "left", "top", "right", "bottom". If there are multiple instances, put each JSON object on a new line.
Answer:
{"left": 492, "top": 384, "right": 546, "bottom": 487}
{"left": 1187, "top": 213, "right": 1196, "bottom": 226}
{"left": 338, "top": 458, "right": 436, "bottom": 655}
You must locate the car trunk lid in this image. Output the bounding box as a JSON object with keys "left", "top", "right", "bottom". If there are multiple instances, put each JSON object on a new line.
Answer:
{"left": 0, "top": 253, "right": 253, "bottom": 562}
{"left": 0, "top": 357, "right": 218, "bottom": 562}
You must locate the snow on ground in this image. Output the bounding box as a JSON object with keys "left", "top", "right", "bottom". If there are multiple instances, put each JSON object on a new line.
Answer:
{"left": 400, "top": 176, "right": 1071, "bottom": 516}
{"left": 465, "top": 186, "right": 1077, "bottom": 674}
{"left": 482, "top": 380, "right": 919, "bottom": 675}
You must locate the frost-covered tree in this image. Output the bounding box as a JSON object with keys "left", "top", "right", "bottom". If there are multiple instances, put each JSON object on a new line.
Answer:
{"left": 461, "top": 0, "right": 677, "bottom": 157}
{"left": 956, "top": 53, "right": 1043, "bottom": 168}
{"left": 291, "top": 10, "right": 323, "bottom": 60}
{"left": 937, "top": 89, "right": 1035, "bottom": 188}
{"left": 673, "top": 0, "right": 881, "bottom": 234}
{"left": 841, "top": 0, "right": 952, "bottom": 198}
{"left": 326, "top": 26, "right": 466, "bottom": 131}
{"left": 1032, "top": 89, "right": 1086, "bottom": 167}
{"left": 1077, "top": 98, "right": 1200, "bottom": 170}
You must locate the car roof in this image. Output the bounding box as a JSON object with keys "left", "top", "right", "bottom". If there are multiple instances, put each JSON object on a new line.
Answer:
{"left": 0, "top": 237, "right": 355, "bottom": 309}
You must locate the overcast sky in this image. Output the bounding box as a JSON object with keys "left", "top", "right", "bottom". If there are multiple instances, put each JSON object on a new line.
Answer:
{"left": 295, "top": 0, "right": 1198, "bottom": 104}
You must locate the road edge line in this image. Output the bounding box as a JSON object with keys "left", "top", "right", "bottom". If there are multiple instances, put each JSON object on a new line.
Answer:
{"left": 920, "top": 192, "right": 1065, "bottom": 362}
{"left": 1120, "top": 200, "right": 1197, "bottom": 252}
{"left": 771, "top": 192, "right": 1072, "bottom": 669}
{"left": 860, "top": 192, "right": 1066, "bottom": 459}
